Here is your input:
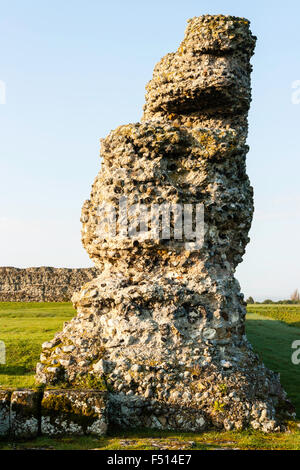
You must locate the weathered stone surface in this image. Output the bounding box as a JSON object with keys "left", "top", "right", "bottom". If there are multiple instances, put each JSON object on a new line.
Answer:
{"left": 0, "top": 390, "right": 11, "bottom": 437}
{"left": 109, "top": 394, "right": 206, "bottom": 432}
{"left": 0, "top": 266, "right": 98, "bottom": 302}
{"left": 10, "top": 390, "right": 40, "bottom": 438}
{"left": 41, "top": 389, "right": 107, "bottom": 436}
{"left": 36, "top": 15, "right": 295, "bottom": 432}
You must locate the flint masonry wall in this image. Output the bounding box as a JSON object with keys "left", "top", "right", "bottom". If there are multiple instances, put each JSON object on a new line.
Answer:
{"left": 0, "top": 267, "right": 99, "bottom": 302}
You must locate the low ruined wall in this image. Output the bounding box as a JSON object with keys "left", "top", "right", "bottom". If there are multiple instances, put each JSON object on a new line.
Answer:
{"left": 0, "top": 389, "right": 107, "bottom": 438}
{"left": 0, "top": 267, "right": 99, "bottom": 302}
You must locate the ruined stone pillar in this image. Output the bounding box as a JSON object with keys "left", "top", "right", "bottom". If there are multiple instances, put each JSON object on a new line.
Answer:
{"left": 36, "top": 15, "right": 294, "bottom": 432}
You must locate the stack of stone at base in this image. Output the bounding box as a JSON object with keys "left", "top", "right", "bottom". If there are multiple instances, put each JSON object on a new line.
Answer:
{"left": 0, "top": 389, "right": 107, "bottom": 438}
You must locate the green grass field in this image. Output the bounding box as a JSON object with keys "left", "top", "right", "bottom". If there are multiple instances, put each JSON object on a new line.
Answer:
{"left": 0, "top": 302, "right": 75, "bottom": 388}
{"left": 0, "top": 302, "right": 299, "bottom": 450}
{"left": 247, "top": 304, "right": 300, "bottom": 328}
{"left": 1, "top": 425, "right": 300, "bottom": 450}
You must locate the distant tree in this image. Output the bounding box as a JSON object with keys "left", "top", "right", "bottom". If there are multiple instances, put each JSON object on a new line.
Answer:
{"left": 262, "top": 299, "right": 273, "bottom": 304}
{"left": 291, "top": 289, "right": 300, "bottom": 302}
{"left": 246, "top": 296, "right": 255, "bottom": 304}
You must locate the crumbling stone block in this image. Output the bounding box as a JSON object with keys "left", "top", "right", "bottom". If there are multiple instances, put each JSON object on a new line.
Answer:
{"left": 10, "top": 390, "right": 40, "bottom": 439}
{"left": 0, "top": 390, "right": 12, "bottom": 437}
{"left": 41, "top": 389, "right": 107, "bottom": 436}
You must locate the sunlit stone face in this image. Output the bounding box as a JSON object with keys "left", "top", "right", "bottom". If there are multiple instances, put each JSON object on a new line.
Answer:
{"left": 35, "top": 15, "right": 294, "bottom": 434}
{"left": 145, "top": 51, "right": 252, "bottom": 116}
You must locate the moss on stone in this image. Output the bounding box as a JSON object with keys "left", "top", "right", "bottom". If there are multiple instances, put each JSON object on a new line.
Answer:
{"left": 73, "top": 374, "right": 107, "bottom": 391}
{"left": 41, "top": 390, "right": 107, "bottom": 432}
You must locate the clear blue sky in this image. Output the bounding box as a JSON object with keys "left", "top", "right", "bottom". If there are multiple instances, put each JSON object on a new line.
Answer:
{"left": 0, "top": 0, "right": 299, "bottom": 301}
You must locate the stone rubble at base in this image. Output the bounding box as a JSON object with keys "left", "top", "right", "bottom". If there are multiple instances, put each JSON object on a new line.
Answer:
{"left": 31, "top": 14, "right": 295, "bottom": 433}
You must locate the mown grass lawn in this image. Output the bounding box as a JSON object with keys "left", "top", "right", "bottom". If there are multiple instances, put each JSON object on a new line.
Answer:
{"left": 246, "top": 311, "right": 300, "bottom": 417}
{"left": 0, "top": 302, "right": 299, "bottom": 450}
{"left": 0, "top": 425, "right": 300, "bottom": 450}
{"left": 0, "top": 302, "right": 75, "bottom": 388}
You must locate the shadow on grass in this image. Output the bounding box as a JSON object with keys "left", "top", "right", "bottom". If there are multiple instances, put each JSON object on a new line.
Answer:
{"left": 0, "top": 365, "right": 32, "bottom": 376}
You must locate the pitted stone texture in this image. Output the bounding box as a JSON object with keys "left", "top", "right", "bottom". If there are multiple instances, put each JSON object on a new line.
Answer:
{"left": 181, "top": 15, "right": 256, "bottom": 54}
{"left": 10, "top": 390, "right": 40, "bottom": 438}
{"left": 36, "top": 15, "right": 294, "bottom": 432}
{"left": 41, "top": 390, "right": 107, "bottom": 436}
{"left": 109, "top": 394, "right": 206, "bottom": 432}
{"left": 0, "top": 390, "right": 11, "bottom": 437}
{"left": 143, "top": 15, "right": 256, "bottom": 126}
{"left": 81, "top": 123, "right": 252, "bottom": 272}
